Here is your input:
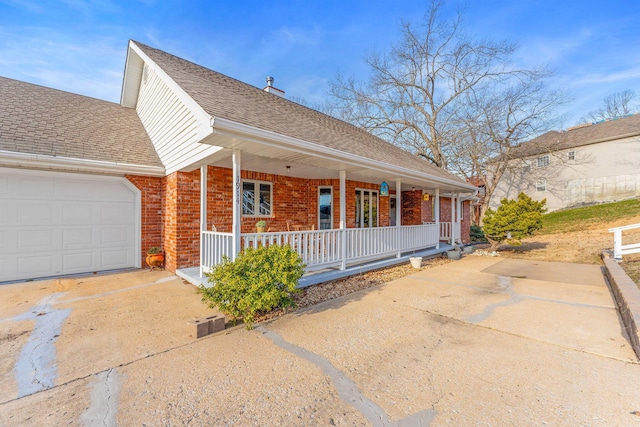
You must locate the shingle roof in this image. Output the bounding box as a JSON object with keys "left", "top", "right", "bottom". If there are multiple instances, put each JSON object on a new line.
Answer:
{"left": 132, "top": 41, "right": 469, "bottom": 186}
{"left": 0, "top": 76, "right": 162, "bottom": 168}
{"left": 510, "top": 114, "right": 640, "bottom": 158}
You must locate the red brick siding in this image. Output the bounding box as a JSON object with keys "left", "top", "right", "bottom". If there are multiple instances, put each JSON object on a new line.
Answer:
{"left": 161, "top": 171, "right": 201, "bottom": 273}
{"left": 401, "top": 190, "right": 423, "bottom": 225}
{"left": 125, "top": 175, "right": 162, "bottom": 267}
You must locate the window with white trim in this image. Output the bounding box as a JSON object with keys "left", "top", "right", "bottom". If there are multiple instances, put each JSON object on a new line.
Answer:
{"left": 242, "top": 180, "right": 272, "bottom": 216}
{"left": 522, "top": 160, "right": 531, "bottom": 173}
{"left": 537, "top": 155, "right": 549, "bottom": 168}
{"left": 536, "top": 180, "right": 546, "bottom": 192}
{"left": 568, "top": 151, "right": 575, "bottom": 160}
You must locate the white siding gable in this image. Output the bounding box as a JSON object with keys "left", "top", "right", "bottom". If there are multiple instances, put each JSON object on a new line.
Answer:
{"left": 126, "top": 43, "right": 222, "bottom": 174}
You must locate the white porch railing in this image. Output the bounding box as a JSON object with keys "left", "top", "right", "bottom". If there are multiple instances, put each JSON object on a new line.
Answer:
{"left": 201, "top": 223, "right": 441, "bottom": 274}
{"left": 242, "top": 229, "right": 343, "bottom": 271}
{"left": 609, "top": 223, "right": 640, "bottom": 260}
{"left": 439, "top": 222, "right": 461, "bottom": 243}
{"left": 201, "top": 231, "right": 233, "bottom": 274}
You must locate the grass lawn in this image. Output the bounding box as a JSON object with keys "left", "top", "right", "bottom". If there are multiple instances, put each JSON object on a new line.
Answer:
{"left": 541, "top": 198, "right": 640, "bottom": 235}
{"left": 495, "top": 198, "right": 640, "bottom": 284}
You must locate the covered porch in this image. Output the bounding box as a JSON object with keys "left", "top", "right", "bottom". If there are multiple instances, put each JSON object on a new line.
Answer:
{"left": 175, "top": 117, "right": 475, "bottom": 287}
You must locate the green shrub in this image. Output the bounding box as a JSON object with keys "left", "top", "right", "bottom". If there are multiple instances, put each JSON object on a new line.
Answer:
{"left": 199, "top": 244, "right": 305, "bottom": 329}
{"left": 482, "top": 192, "right": 547, "bottom": 249}
{"left": 470, "top": 224, "right": 486, "bottom": 242}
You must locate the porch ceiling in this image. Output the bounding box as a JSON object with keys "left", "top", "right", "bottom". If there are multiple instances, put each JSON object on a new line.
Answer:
{"left": 188, "top": 121, "right": 475, "bottom": 193}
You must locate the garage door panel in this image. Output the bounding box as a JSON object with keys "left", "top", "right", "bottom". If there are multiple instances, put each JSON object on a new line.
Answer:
{"left": 0, "top": 168, "right": 140, "bottom": 282}
{"left": 60, "top": 179, "right": 95, "bottom": 199}
{"left": 100, "top": 226, "right": 133, "bottom": 245}
{"left": 17, "top": 229, "right": 56, "bottom": 250}
{"left": 101, "top": 249, "right": 132, "bottom": 268}
{"left": 100, "top": 203, "right": 135, "bottom": 223}
{"left": 62, "top": 228, "right": 94, "bottom": 246}
{"left": 17, "top": 254, "right": 56, "bottom": 276}
{"left": 62, "top": 203, "right": 94, "bottom": 223}
{"left": 17, "top": 202, "right": 55, "bottom": 224}
{"left": 0, "top": 256, "right": 15, "bottom": 281}
{"left": 99, "top": 182, "right": 136, "bottom": 202}
{"left": 17, "top": 176, "right": 55, "bottom": 197}
{"left": 0, "top": 204, "right": 7, "bottom": 224}
{"left": 62, "top": 252, "right": 95, "bottom": 272}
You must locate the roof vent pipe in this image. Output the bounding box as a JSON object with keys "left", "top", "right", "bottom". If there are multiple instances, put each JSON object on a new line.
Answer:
{"left": 263, "top": 76, "right": 285, "bottom": 97}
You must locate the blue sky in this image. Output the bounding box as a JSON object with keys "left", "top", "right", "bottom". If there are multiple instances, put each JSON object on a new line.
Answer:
{"left": 1, "top": 0, "right": 639, "bottom": 128}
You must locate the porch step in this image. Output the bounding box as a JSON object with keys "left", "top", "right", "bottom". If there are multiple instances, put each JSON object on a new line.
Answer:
{"left": 177, "top": 244, "right": 454, "bottom": 289}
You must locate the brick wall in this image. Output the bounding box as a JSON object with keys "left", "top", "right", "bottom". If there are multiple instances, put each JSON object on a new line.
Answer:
{"left": 162, "top": 170, "right": 201, "bottom": 273}
{"left": 401, "top": 190, "right": 423, "bottom": 225}
{"left": 125, "top": 175, "right": 162, "bottom": 267}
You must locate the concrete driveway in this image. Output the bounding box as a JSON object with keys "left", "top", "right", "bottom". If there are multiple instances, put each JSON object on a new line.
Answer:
{"left": 2, "top": 256, "right": 640, "bottom": 426}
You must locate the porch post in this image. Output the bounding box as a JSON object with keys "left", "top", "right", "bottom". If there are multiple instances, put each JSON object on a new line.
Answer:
{"left": 450, "top": 194, "right": 455, "bottom": 244}
{"left": 396, "top": 180, "right": 402, "bottom": 258}
{"left": 435, "top": 188, "right": 440, "bottom": 249}
{"left": 232, "top": 150, "right": 242, "bottom": 260}
{"left": 339, "top": 170, "right": 347, "bottom": 271}
{"left": 199, "top": 165, "right": 207, "bottom": 277}
{"left": 456, "top": 194, "right": 462, "bottom": 243}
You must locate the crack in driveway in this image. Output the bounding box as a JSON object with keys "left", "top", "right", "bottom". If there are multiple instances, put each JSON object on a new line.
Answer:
{"left": 13, "top": 292, "right": 71, "bottom": 398}
{"left": 80, "top": 368, "right": 122, "bottom": 427}
{"left": 257, "top": 326, "right": 437, "bottom": 427}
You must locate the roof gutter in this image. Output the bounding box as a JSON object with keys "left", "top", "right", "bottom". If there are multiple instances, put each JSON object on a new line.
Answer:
{"left": 210, "top": 117, "right": 477, "bottom": 192}
{"left": 0, "top": 150, "right": 166, "bottom": 177}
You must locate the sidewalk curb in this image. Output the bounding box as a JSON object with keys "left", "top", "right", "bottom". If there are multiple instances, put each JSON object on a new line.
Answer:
{"left": 601, "top": 251, "right": 640, "bottom": 360}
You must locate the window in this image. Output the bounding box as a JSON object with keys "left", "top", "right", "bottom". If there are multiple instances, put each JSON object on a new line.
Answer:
{"left": 537, "top": 155, "right": 549, "bottom": 168}
{"left": 568, "top": 151, "right": 575, "bottom": 160}
{"left": 355, "top": 189, "right": 378, "bottom": 228}
{"left": 522, "top": 161, "right": 531, "bottom": 173}
{"left": 536, "top": 180, "right": 546, "bottom": 192}
{"left": 242, "top": 180, "right": 272, "bottom": 216}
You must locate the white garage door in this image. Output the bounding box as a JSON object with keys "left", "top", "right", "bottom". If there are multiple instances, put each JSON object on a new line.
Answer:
{"left": 0, "top": 168, "right": 140, "bottom": 282}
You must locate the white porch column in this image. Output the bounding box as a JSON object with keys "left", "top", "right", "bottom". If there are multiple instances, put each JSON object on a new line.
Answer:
{"left": 232, "top": 150, "right": 242, "bottom": 260}
{"left": 339, "top": 170, "right": 347, "bottom": 270}
{"left": 450, "top": 194, "right": 455, "bottom": 244}
{"left": 456, "top": 194, "right": 462, "bottom": 243}
{"left": 435, "top": 188, "right": 440, "bottom": 249}
{"left": 396, "top": 180, "right": 402, "bottom": 258}
{"left": 199, "top": 165, "right": 207, "bottom": 277}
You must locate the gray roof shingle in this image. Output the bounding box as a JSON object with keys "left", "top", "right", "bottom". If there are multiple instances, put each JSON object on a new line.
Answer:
{"left": 0, "top": 76, "right": 162, "bottom": 168}
{"left": 133, "top": 41, "right": 469, "bottom": 186}
{"left": 511, "top": 114, "right": 640, "bottom": 158}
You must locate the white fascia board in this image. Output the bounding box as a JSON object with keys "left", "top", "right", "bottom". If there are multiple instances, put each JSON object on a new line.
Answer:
{"left": 120, "top": 41, "right": 142, "bottom": 107}
{"left": 211, "top": 117, "right": 477, "bottom": 192}
{"left": 0, "top": 150, "right": 166, "bottom": 176}
{"left": 128, "top": 41, "right": 214, "bottom": 138}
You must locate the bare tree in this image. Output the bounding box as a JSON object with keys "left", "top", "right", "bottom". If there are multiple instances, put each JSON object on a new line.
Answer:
{"left": 327, "top": 0, "right": 539, "bottom": 169}
{"left": 450, "top": 76, "right": 569, "bottom": 220}
{"left": 327, "top": 0, "right": 568, "bottom": 222}
{"left": 580, "top": 89, "right": 638, "bottom": 123}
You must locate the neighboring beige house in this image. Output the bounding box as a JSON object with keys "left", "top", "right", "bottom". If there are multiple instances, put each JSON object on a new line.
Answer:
{"left": 489, "top": 114, "right": 640, "bottom": 212}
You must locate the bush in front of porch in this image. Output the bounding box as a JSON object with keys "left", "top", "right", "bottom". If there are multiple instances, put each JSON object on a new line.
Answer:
{"left": 199, "top": 245, "right": 305, "bottom": 329}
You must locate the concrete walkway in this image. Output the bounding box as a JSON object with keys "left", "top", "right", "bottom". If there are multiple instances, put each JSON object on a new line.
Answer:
{"left": 2, "top": 256, "right": 640, "bottom": 426}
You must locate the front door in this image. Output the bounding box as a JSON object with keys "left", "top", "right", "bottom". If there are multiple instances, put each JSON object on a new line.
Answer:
{"left": 318, "top": 187, "right": 333, "bottom": 230}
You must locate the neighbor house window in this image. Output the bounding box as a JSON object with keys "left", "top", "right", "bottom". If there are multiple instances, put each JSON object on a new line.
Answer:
{"left": 242, "top": 180, "right": 272, "bottom": 216}
{"left": 522, "top": 160, "right": 531, "bottom": 173}
{"left": 536, "top": 180, "right": 546, "bottom": 192}
{"left": 568, "top": 151, "right": 575, "bottom": 160}
{"left": 537, "top": 155, "right": 549, "bottom": 168}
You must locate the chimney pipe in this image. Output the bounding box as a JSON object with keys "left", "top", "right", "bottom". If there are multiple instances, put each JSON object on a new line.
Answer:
{"left": 263, "top": 76, "right": 285, "bottom": 97}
